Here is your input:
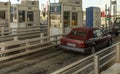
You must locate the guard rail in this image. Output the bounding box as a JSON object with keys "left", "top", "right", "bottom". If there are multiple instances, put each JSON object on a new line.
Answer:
{"left": 0, "top": 34, "right": 64, "bottom": 62}
{"left": 52, "top": 42, "right": 120, "bottom": 74}
{"left": 0, "top": 26, "right": 48, "bottom": 42}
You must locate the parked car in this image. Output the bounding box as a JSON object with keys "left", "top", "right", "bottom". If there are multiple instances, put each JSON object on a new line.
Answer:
{"left": 60, "top": 27, "right": 112, "bottom": 54}
{"left": 113, "top": 17, "right": 120, "bottom": 36}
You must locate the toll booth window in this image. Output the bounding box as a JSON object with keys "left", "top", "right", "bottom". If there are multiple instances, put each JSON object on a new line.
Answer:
{"left": 64, "top": 11, "right": 70, "bottom": 27}
{"left": 32, "top": 1, "right": 36, "bottom": 5}
{"left": 72, "top": 12, "right": 78, "bottom": 26}
{"left": 19, "top": 11, "right": 25, "bottom": 22}
{"left": 14, "top": 14, "right": 17, "bottom": 20}
{"left": 10, "top": 14, "right": 13, "bottom": 22}
{"left": 0, "top": 11, "right": 5, "bottom": 19}
{"left": 27, "top": 11, "right": 34, "bottom": 22}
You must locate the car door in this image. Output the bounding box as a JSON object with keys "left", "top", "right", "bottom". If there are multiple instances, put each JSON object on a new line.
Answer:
{"left": 93, "top": 30, "right": 104, "bottom": 49}
{"left": 101, "top": 30, "right": 110, "bottom": 46}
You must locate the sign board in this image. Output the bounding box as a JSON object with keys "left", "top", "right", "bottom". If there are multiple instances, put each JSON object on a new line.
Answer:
{"left": 50, "top": 3, "right": 61, "bottom": 14}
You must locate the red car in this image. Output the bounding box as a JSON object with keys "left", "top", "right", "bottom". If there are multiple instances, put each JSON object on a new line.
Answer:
{"left": 60, "top": 27, "right": 112, "bottom": 54}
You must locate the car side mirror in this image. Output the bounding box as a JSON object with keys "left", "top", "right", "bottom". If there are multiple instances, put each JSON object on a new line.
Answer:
{"left": 102, "top": 31, "right": 108, "bottom": 36}
{"left": 104, "top": 33, "right": 108, "bottom": 36}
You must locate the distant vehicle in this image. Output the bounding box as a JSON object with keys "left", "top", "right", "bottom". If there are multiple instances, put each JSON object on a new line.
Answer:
{"left": 60, "top": 27, "right": 112, "bottom": 54}
{"left": 113, "top": 17, "right": 120, "bottom": 36}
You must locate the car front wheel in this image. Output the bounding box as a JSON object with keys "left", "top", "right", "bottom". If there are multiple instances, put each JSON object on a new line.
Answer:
{"left": 107, "top": 40, "right": 112, "bottom": 46}
{"left": 90, "top": 46, "right": 96, "bottom": 54}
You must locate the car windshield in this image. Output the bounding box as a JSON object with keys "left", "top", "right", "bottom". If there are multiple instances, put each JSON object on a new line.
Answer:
{"left": 69, "top": 30, "right": 86, "bottom": 37}
{"left": 114, "top": 25, "right": 119, "bottom": 29}
{"left": 115, "top": 18, "right": 120, "bottom": 24}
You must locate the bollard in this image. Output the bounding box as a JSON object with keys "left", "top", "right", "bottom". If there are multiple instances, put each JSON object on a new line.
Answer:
{"left": 1, "top": 27, "right": 5, "bottom": 36}
{"left": 94, "top": 54, "right": 100, "bottom": 74}
{"left": 54, "top": 36, "right": 58, "bottom": 48}
{"left": 26, "top": 42, "right": 30, "bottom": 51}
{"left": 1, "top": 47, "right": 5, "bottom": 57}
{"left": 40, "top": 33, "right": 44, "bottom": 43}
{"left": 116, "top": 44, "right": 120, "bottom": 63}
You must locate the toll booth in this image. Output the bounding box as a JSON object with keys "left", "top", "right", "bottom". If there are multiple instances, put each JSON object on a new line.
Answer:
{"left": 0, "top": 1, "right": 10, "bottom": 28}
{"left": 86, "top": 7, "right": 101, "bottom": 28}
{"left": 50, "top": 0, "right": 83, "bottom": 36}
{"left": 10, "top": 0, "right": 40, "bottom": 28}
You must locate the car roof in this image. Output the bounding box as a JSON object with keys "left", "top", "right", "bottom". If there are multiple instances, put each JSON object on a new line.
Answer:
{"left": 72, "top": 27, "right": 97, "bottom": 32}
{"left": 68, "top": 27, "right": 98, "bottom": 41}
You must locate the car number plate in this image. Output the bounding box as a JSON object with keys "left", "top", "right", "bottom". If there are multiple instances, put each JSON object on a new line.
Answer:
{"left": 67, "top": 43, "right": 76, "bottom": 47}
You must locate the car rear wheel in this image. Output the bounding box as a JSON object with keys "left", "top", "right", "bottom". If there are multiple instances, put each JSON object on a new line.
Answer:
{"left": 115, "top": 31, "right": 119, "bottom": 36}
{"left": 91, "top": 46, "right": 96, "bottom": 54}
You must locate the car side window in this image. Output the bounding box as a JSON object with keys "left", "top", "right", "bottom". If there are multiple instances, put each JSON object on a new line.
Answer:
{"left": 93, "top": 30, "right": 103, "bottom": 38}
{"left": 93, "top": 31, "right": 97, "bottom": 38}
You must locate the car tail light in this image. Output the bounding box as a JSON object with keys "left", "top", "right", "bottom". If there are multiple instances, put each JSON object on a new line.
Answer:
{"left": 77, "top": 41, "right": 86, "bottom": 48}
{"left": 60, "top": 38, "right": 64, "bottom": 45}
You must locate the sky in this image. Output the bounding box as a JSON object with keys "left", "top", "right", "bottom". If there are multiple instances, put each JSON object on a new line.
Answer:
{"left": 0, "top": 0, "right": 119, "bottom": 11}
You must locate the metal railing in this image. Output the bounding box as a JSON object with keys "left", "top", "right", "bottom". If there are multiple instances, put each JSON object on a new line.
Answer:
{"left": 0, "top": 26, "right": 47, "bottom": 36}
{"left": 0, "top": 26, "right": 48, "bottom": 42}
{"left": 51, "top": 42, "right": 120, "bottom": 74}
{"left": 0, "top": 34, "right": 64, "bottom": 62}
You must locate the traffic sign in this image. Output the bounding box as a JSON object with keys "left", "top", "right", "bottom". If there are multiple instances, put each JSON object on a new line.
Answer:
{"left": 50, "top": 3, "right": 61, "bottom": 14}
{"left": 106, "top": 18, "right": 111, "bottom": 20}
